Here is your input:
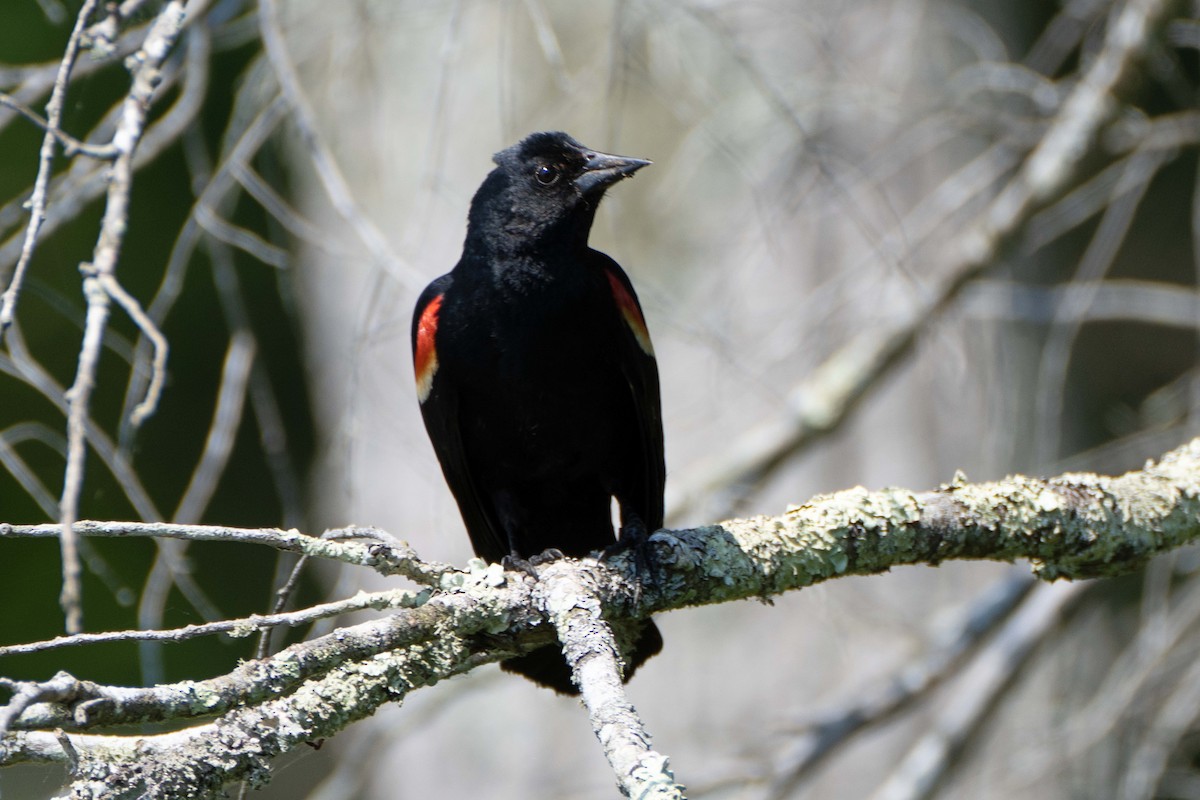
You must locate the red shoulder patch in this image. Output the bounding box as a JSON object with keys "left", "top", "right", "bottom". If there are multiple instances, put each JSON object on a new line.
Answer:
{"left": 605, "top": 271, "right": 654, "bottom": 356}
{"left": 414, "top": 294, "right": 443, "bottom": 403}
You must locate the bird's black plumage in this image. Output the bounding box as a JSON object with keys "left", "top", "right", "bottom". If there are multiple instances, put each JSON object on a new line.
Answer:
{"left": 412, "top": 131, "right": 664, "bottom": 694}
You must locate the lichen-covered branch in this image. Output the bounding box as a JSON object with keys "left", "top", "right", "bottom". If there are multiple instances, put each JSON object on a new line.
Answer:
{"left": 0, "top": 587, "right": 424, "bottom": 659}
{"left": 538, "top": 565, "right": 685, "bottom": 799}
{"left": 23, "top": 633, "right": 483, "bottom": 800}
{"left": 1, "top": 595, "right": 446, "bottom": 736}
{"left": 3, "top": 437, "right": 1200, "bottom": 797}
{"left": 648, "top": 437, "right": 1200, "bottom": 613}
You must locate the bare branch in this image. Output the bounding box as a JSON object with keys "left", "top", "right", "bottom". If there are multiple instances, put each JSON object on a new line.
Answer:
{"left": 0, "top": 0, "right": 101, "bottom": 332}
{"left": 540, "top": 564, "right": 685, "bottom": 799}
{"left": 0, "top": 587, "right": 424, "bottom": 659}
{"left": 58, "top": 0, "right": 190, "bottom": 634}
{"left": 4, "top": 437, "right": 1200, "bottom": 795}
{"left": 0, "top": 521, "right": 456, "bottom": 585}
{"left": 172, "top": 332, "right": 256, "bottom": 523}
{"left": 0, "top": 92, "right": 117, "bottom": 159}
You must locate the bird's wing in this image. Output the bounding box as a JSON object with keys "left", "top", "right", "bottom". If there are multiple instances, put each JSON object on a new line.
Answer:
{"left": 412, "top": 276, "right": 509, "bottom": 562}
{"left": 593, "top": 253, "right": 666, "bottom": 531}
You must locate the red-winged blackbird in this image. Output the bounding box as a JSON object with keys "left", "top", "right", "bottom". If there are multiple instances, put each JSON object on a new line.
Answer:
{"left": 412, "top": 131, "right": 664, "bottom": 694}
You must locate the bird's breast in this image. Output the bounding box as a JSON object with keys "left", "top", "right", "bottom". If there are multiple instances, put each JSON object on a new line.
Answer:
{"left": 442, "top": 282, "right": 628, "bottom": 478}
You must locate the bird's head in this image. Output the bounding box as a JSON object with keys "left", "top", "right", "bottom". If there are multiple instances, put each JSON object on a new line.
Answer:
{"left": 466, "top": 131, "right": 651, "bottom": 253}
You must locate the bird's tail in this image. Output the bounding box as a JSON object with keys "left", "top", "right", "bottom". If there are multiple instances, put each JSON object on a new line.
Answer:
{"left": 501, "top": 619, "right": 663, "bottom": 695}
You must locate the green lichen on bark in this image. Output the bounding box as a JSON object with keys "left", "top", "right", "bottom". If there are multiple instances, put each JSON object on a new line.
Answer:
{"left": 61, "top": 630, "right": 485, "bottom": 799}
{"left": 17, "top": 440, "right": 1200, "bottom": 798}
{"left": 654, "top": 439, "right": 1200, "bottom": 610}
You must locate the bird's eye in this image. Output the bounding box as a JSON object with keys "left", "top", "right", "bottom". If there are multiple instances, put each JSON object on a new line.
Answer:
{"left": 534, "top": 164, "right": 560, "bottom": 186}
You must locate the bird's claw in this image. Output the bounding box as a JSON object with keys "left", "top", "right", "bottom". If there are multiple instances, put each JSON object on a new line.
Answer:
{"left": 602, "top": 517, "right": 657, "bottom": 599}
{"left": 502, "top": 548, "right": 565, "bottom": 579}
{"left": 529, "top": 548, "right": 565, "bottom": 566}
{"left": 501, "top": 554, "right": 538, "bottom": 579}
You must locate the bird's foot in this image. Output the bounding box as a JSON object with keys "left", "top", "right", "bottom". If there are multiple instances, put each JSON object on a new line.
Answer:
{"left": 501, "top": 554, "right": 538, "bottom": 579}
{"left": 529, "top": 548, "right": 565, "bottom": 566}
{"left": 501, "top": 548, "right": 565, "bottom": 579}
{"left": 601, "top": 517, "right": 657, "bottom": 598}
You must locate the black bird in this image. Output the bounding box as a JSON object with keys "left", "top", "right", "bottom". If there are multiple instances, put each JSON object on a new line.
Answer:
{"left": 412, "top": 131, "right": 664, "bottom": 694}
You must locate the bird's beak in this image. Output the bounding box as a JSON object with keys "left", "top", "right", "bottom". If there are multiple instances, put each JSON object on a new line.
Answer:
{"left": 574, "top": 150, "right": 652, "bottom": 195}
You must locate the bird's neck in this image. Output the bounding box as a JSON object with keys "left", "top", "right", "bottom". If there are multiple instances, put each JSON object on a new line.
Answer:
{"left": 466, "top": 212, "right": 595, "bottom": 263}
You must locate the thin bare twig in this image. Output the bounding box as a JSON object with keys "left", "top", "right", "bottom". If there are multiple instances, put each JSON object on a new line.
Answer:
{"left": 0, "top": 92, "right": 117, "bottom": 159}
{"left": 58, "top": 0, "right": 189, "bottom": 634}
{"left": 173, "top": 332, "right": 256, "bottom": 524}
{"left": 0, "top": 521, "right": 455, "bottom": 585}
{"left": 0, "top": 0, "right": 100, "bottom": 332}
{"left": 100, "top": 275, "right": 169, "bottom": 428}
{"left": 0, "top": 587, "right": 424, "bottom": 659}
{"left": 59, "top": 269, "right": 109, "bottom": 633}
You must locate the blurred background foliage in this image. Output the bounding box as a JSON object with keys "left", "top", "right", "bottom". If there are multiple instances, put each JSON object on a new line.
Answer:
{"left": 5, "top": 0, "right": 1200, "bottom": 798}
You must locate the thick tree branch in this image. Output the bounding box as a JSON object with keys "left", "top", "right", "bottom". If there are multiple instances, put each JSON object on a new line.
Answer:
{"left": 647, "top": 436, "right": 1200, "bottom": 614}
{"left": 3, "top": 437, "right": 1200, "bottom": 797}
